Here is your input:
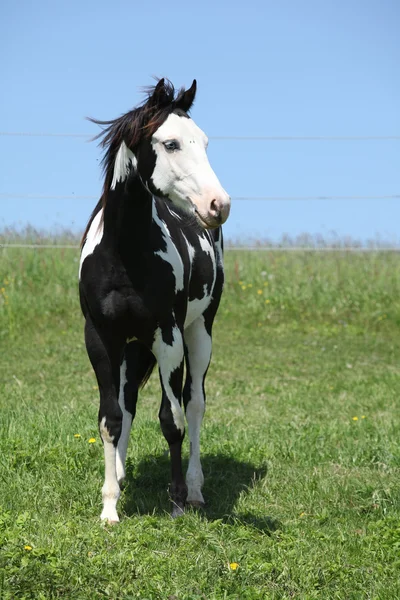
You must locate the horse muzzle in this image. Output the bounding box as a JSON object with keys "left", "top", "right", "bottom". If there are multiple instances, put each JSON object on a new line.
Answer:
{"left": 194, "top": 194, "right": 231, "bottom": 229}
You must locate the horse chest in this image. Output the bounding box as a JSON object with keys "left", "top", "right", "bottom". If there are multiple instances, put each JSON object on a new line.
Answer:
{"left": 152, "top": 239, "right": 216, "bottom": 328}
{"left": 152, "top": 209, "right": 217, "bottom": 328}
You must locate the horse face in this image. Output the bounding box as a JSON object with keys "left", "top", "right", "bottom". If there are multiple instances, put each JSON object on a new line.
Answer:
{"left": 138, "top": 112, "right": 230, "bottom": 229}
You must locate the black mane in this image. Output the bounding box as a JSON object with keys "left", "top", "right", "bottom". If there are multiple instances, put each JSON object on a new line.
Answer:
{"left": 88, "top": 79, "right": 196, "bottom": 194}
{"left": 81, "top": 78, "right": 197, "bottom": 246}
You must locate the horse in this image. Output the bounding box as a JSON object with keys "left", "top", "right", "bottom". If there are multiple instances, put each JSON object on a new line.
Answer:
{"left": 79, "top": 78, "right": 230, "bottom": 522}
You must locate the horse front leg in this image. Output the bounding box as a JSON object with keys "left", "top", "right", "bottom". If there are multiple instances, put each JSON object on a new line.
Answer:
{"left": 183, "top": 316, "right": 212, "bottom": 507}
{"left": 152, "top": 324, "right": 187, "bottom": 517}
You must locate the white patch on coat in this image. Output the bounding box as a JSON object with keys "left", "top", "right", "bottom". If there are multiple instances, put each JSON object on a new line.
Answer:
{"left": 152, "top": 203, "right": 184, "bottom": 292}
{"left": 116, "top": 360, "right": 133, "bottom": 484}
{"left": 152, "top": 325, "right": 184, "bottom": 433}
{"left": 199, "top": 232, "right": 216, "bottom": 272}
{"left": 99, "top": 416, "right": 120, "bottom": 522}
{"left": 183, "top": 235, "right": 195, "bottom": 264}
{"left": 182, "top": 233, "right": 195, "bottom": 278}
{"left": 150, "top": 113, "right": 229, "bottom": 221}
{"left": 185, "top": 285, "right": 212, "bottom": 329}
{"left": 184, "top": 233, "right": 217, "bottom": 328}
{"left": 166, "top": 204, "right": 182, "bottom": 220}
{"left": 111, "top": 141, "right": 137, "bottom": 189}
{"left": 79, "top": 209, "right": 104, "bottom": 279}
{"left": 183, "top": 316, "right": 212, "bottom": 504}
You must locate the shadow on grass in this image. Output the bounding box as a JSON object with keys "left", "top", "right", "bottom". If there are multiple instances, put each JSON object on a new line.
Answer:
{"left": 122, "top": 453, "right": 280, "bottom": 533}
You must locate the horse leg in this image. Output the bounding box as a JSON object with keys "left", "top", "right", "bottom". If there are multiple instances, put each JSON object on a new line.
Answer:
{"left": 152, "top": 324, "right": 187, "bottom": 517}
{"left": 183, "top": 316, "right": 212, "bottom": 507}
{"left": 116, "top": 341, "right": 155, "bottom": 485}
{"left": 84, "top": 317, "right": 123, "bottom": 523}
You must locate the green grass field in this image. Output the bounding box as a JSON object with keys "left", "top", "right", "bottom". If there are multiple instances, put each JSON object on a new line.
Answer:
{"left": 1, "top": 245, "right": 400, "bottom": 599}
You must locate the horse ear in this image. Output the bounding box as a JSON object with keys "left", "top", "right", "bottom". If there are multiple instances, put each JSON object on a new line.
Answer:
{"left": 149, "top": 78, "right": 169, "bottom": 106}
{"left": 177, "top": 79, "right": 197, "bottom": 112}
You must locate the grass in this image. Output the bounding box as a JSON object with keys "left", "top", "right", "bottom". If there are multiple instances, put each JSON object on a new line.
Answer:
{"left": 1, "top": 243, "right": 400, "bottom": 599}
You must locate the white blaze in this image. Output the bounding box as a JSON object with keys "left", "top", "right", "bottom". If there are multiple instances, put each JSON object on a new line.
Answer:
{"left": 150, "top": 113, "right": 228, "bottom": 219}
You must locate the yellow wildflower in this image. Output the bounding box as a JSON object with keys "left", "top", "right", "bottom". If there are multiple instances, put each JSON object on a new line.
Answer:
{"left": 352, "top": 416, "right": 358, "bottom": 421}
{"left": 361, "top": 415, "right": 366, "bottom": 419}
{"left": 299, "top": 512, "right": 306, "bottom": 517}
{"left": 241, "top": 285, "right": 247, "bottom": 291}
{"left": 88, "top": 438, "right": 96, "bottom": 444}
{"left": 24, "top": 545, "right": 32, "bottom": 551}
{"left": 257, "top": 289, "right": 263, "bottom": 295}
{"left": 229, "top": 562, "right": 239, "bottom": 571}
{"left": 74, "top": 434, "right": 81, "bottom": 438}
{"left": 265, "top": 299, "right": 270, "bottom": 304}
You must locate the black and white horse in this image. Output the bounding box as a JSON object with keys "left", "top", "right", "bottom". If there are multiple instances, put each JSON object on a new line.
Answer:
{"left": 79, "top": 79, "right": 230, "bottom": 522}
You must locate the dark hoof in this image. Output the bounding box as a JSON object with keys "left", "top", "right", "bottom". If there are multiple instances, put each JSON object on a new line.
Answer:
{"left": 171, "top": 503, "right": 185, "bottom": 518}
{"left": 186, "top": 500, "right": 205, "bottom": 509}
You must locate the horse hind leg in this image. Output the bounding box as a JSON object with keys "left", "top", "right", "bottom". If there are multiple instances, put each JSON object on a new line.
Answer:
{"left": 183, "top": 316, "right": 212, "bottom": 507}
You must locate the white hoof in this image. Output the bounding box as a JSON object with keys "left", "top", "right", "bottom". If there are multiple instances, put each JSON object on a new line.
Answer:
{"left": 100, "top": 506, "right": 120, "bottom": 524}
{"left": 186, "top": 489, "right": 205, "bottom": 505}
{"left": 187, "top": 499, "right": 205, "bottom": 509}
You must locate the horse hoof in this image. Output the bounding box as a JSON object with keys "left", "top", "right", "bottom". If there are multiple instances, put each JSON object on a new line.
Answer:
{"left": 171, "top": 504, "right": 185, "bottom": 518}
{"left": 186, "top": 500, "right": 205, "bottom": 509}
{"left": 101, "top": 511, "right": 120, "bottom": 524}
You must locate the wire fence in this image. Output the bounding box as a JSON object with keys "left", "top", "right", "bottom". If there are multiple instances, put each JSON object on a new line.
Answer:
{"left": 1, "top": 129, "right": 398, "bottom": 251}
{"left": 1, "top": 193, "right": 399, "bottom": 202}
{"left": 1, "top": 131, "right": 400, "bottom": 140}
{"left": 1, "top": 243, "right": 400, "bottom": 252}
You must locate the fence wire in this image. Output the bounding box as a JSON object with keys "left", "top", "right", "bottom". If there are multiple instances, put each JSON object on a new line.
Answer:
{"left": 1, "top": 193, "right": 399, "bottom": 202}
{"left": 1, "top": 243, "right": 400, "bottom": 252}
{"left": 1, "top": 131, "right": 400, "bottom": 140}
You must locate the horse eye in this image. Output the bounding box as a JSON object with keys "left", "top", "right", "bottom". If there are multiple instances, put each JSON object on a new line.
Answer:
{"left": 163, "top": 140, "right": 180, "bottom": 152}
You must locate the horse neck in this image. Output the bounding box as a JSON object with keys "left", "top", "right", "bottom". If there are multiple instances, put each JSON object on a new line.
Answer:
{"left": 102, "top": 172, "right": 153, "bottom": 253}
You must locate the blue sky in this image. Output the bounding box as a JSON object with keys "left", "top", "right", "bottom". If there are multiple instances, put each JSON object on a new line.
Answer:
{"left": 1, "top": 0, "right": 399, "bottom": 243}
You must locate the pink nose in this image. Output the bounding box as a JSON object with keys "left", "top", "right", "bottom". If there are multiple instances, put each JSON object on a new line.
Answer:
{"left": 209, "top": 196, "right": 231, "bottom": 224}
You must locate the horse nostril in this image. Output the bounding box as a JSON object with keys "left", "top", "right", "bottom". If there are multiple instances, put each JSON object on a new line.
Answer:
{"left": 210, "top": 199, "right": 220, "bottom": 217}
{"left": 210, "top": 197, "right": 230, "bottom": 224}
